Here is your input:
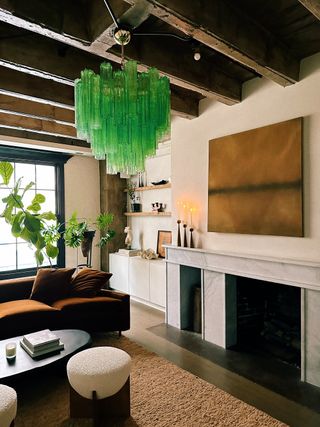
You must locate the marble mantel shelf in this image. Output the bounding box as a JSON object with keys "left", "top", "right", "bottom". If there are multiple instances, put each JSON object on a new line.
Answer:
{"left": 163, "top": 245, "right": 320, "bottom": 291}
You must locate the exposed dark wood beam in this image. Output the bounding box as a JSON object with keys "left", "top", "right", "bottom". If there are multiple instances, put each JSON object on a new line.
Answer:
{"left": 0, "top": 66, "right": 74, "bottom": 107}
{"left": 0, "top": 66, "right": 199, "bottom": 120}
{"left": 124, "top": 0, "right": 300, "bottom": 86}
{"left": 0, "top": 94, "right": 74, "bottom": 124}
{"left": 298, "top": 1, "right": 320, "bottom": 20}
{"left": 0, "top": 111, "right": 76, "bottom": 138}
{"left": 0, "top": 127, "right": 88, "bottom": 148}
{"left": 0, "top": 9, "right": 241, "bottom": 103}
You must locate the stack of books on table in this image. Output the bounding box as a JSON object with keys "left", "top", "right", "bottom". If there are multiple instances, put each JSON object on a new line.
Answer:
{"left": 20, "top": 329, "right": 64, "bottom": 358}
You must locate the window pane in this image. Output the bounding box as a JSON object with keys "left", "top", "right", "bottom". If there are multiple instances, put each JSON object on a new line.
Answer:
{"left": 40, "top": 190, "right": 56, "bottom": 212}
{"left": 17, "top": 243, "right": 37, "bottom": 269}
{"left": 0, "top": 218, "right": 15, "bottom": 244}
{"left": 36, "top": 165, "right": 55, "bottom": 190}
{"left": 15, "top": 163, "right": 35, "bottom": 188}
{"left": 0, "top": 244, "right": 16, "bottom": 271}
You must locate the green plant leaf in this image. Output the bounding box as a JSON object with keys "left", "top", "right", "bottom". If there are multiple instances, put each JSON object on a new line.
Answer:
{"left": 35, "top": 249, "right": 44, "bottom": 266}
{"left": 45, "top": 243, "right": 59, "bottom": 259}
{"left": 24, "top": 212, "right": 41, "bottom": 232}
{"left": 32, "top": 193, "right": 46, "bottom": 204}
{"left": 11, "top": 212, "right": 25, "bottom": 237}
{"left": 0, "top": 162, "right": 13, "bottom": 185}
{"left": 38, "top": 211, "right": 57, "bottom": 221}
{"left": 35, "top": 235, "right": 46, "bottom": 250}
{"left": 27, "top": 202, "right": 41, "bottom": 212}
{"left": 22, "top": 181, "right": 35, "bottom": 196}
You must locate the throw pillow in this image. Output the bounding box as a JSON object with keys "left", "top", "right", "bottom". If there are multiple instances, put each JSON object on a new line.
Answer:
{"left": 30, "top": 268, "right": 76, "bottom": 304}
{"left": 70, "top": 268, "right": 112, "bottom": 297}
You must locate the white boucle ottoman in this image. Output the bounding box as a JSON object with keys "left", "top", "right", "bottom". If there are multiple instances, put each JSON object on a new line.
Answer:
{"left": 0, "top": 384, "right": 17, "bottom": 427}
{"left": 67, "top": 346, "right": 131, "bottom": 424}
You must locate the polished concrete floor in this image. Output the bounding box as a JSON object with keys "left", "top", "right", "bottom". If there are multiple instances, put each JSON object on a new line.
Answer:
{"left": 124, "top": 301, "right": 320, "bottom": 427}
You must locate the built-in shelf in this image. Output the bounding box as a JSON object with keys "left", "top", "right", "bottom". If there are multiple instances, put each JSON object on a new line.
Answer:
{"left": 125, "top": 211, "right": 172, "bottom": 217}
{"left": 124, "top": 183, "right": 171, "bottom": 192}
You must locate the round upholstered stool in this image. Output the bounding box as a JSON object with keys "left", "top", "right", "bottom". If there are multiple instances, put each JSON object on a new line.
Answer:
{"left": 0, "top": 384, "right": 17, "bottom": 427}
{"left": 67, "top": 347, "right": 131, "bottom": 426}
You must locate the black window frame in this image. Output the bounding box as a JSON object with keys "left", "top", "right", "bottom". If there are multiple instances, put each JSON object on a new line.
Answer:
{"left": 0, "top": 145, "right": 71, "bottom": 279}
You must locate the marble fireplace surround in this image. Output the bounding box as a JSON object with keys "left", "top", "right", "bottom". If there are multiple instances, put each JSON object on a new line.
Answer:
{"left": 164, "top": 245, "right": 320, "bottom": 388}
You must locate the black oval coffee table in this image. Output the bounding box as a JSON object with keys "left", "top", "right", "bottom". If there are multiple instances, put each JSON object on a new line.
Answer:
{"left": 0, "top": 329, "right": 91, "bottom": 380}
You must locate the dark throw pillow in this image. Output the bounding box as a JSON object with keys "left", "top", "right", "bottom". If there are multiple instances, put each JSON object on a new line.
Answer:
{"left": 30, "top": 268, "right": 76, "bottom": 305}
{"left": 70, "top": 268, "right": 112, "bottom": 297}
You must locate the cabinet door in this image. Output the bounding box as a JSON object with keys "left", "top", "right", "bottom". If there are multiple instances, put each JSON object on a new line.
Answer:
{"left": 109, "top": 254, "right": 129, "bottom": 293}
{"left": 149, "top": 260, "right": 166, "bottom": 308}
{"left": 129, "top": 257, "right": 150, "bottom": 300}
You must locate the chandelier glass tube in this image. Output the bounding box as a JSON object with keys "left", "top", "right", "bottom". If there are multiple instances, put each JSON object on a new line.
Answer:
{"left": 75, "top": 60, "right": 171, "bottom": 175}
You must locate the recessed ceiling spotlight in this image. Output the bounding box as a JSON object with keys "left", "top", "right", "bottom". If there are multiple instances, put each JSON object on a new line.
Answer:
{"left": 193, "top": 50, "right": 201, "bottom": 61}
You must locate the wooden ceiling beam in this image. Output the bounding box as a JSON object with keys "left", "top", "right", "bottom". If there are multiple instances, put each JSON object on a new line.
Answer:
{"left": 298, "top": 1, "right": 320, "bottom": 20}
{"left": 124, "top": 0, "right": 300, "bottom": 86}
{"left": 0, "top": 111, "right": 76, "bottom": 138}
{"left": 0, "top": 66, "right": 74, "bottom": 108}
{"left": 0, "top": 94, "right": 74, "bottom": 124}
{"left": 0, "top": 10, "right": 241, "bottom": 103}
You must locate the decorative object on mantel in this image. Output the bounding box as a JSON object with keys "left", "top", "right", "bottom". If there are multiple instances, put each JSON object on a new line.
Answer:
{"left": 189, "top": 228, "right": 194, "bottom": 248}
{"left": 124, "top": 226, "right": 133, "bottom": 250}
{"left": 75, "top": 10, "right": 171, "bottom": 176}
{"left": 139, "top": 249, "right": 158, "bottom": 260}
{"left": 177, "top": 220, "right": 182, "bottom": 247}
{"left": 157, "top": 230, "right": 172, "bottom": 258}
{"left": 183, "top": 223, "right": 188, "bottom": 247}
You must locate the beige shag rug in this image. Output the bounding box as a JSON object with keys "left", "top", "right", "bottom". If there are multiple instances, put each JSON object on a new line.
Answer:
{"left": 13, "top": 334, "right": 288, "bottom": 427}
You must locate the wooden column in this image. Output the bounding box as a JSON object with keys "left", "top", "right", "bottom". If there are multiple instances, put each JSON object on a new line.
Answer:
{"left": 99, "top": 161, "right": 127, "bottom": 272}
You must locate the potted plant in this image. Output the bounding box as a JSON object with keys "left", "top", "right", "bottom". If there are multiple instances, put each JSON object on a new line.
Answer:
{"left": 127, "top": 182, "right": 142, "bottom": 212}
{"left": 64, "top": 211, "right": 115, "bottom": 266}
{"left": 0, "top": 161, "right": 60, "bottom": 267}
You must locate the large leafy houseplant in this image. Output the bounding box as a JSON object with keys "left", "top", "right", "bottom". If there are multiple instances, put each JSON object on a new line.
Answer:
{"left": 64, "top": 211, "right": 115, "bottom": 254}
{"left": 0, "top": 161, "right": 60, "bottom": 267}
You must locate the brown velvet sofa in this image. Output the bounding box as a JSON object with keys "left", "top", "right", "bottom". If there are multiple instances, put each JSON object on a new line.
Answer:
{"left": 0, "top": 276, "right": 130, "bottom": 340}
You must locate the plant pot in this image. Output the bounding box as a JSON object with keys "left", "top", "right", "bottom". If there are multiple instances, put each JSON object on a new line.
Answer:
{"left": 80, "top": 230, "right": 96, "bottom": 258}
{"left": 131, "top": 203, "right": 142, "bottom": 213}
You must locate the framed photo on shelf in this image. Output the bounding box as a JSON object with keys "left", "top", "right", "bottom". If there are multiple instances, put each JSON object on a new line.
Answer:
{"left": 157, "top": 230, "right": 172, "bottom": 258}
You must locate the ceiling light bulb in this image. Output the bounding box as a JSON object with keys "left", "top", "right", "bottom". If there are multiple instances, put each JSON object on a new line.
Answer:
{"left": 194, "top": 51, "right": 201, "bottom": 61}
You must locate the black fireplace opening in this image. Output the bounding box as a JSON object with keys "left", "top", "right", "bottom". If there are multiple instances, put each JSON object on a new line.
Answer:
{"left": 235, "top": 277, "right": 301, "bottom": 368}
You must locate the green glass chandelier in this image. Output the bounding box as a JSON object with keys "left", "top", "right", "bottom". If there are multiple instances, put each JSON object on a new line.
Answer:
{"left": 75, "top": 60, "right": 171, "bottom": 175}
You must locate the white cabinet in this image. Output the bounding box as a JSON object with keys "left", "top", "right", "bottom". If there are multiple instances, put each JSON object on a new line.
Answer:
{"left": 109, "top": 254, "right": 129, "bottom": 293}
{"left": 129, "top": 257, "right": 150, "bottom": 300}
{"left": 109, "top": 253, "right": 166, "bottom": 310}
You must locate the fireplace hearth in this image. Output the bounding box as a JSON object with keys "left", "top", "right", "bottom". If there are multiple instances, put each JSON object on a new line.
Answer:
{"left": 235, "top": 277, "right": 301, "bottom": 367}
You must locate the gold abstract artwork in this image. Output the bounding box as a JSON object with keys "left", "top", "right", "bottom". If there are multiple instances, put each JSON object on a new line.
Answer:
{"left": 208, "top": 118, "right": 303, "bottom": 236}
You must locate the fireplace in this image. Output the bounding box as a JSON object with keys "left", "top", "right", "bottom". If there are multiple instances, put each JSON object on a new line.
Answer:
{"left": 165, "top": 245, "right": 320, "bottom": 388}
{"left": 235, "top": 277, "right": 301, "bottom": 367}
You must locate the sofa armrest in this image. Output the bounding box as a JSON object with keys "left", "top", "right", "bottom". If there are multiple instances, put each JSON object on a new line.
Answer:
{"left": 0, "top": 276, "right": 35, "bottom": 303}
{"left": 98, "top": 288, "right": 130, "bottom": 302}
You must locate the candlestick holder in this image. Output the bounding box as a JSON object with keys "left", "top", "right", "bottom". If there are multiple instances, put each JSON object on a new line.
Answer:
{"left": 189, "top": 228, "right": 194, "bottom": 248}
{"left": 177, "top": 220, "right": 181, "bottom": 246}
{"left": 183, "top": 223, "right": 188, "bottom": 247}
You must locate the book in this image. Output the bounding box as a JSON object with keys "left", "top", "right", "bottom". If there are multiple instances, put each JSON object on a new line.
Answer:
{"left": 20, "top": 340, "right": 64, "bottom": 358}
{"left": 118, "top": 249, "right": 140, "bottom": 257}
{"left": 23, "top": 329, "right": 60, "bottom": 352}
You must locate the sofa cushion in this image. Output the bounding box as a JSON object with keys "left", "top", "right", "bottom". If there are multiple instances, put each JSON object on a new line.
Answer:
{"left": 52, "top": 296, "right": 119, "bottom": 311}
{"left": 70, "top": 269, "right": 112, "bottom": 298}
{"left": 0, "top": 299, "right": 58, "bottom": 318}
{"left": 30, "top": 268, "right": 76, "bottom": 305}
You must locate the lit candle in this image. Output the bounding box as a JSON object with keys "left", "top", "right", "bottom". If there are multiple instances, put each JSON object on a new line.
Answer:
{"left": 6, "top": 342, "right": 16, "bottom": 359}
{"left": 190, "top": 207, "right": 193, "bottom": 227}
{"left": 183, "top": 203, "right": 187, "bottom": 224}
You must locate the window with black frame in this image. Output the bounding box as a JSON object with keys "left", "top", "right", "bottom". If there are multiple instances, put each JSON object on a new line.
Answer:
{"left": 0, "top": 146, "right": 70, "bottom": 279}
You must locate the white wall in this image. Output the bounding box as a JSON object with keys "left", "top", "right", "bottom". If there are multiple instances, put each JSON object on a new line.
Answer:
{"left": 171, "top": 53, "right": 320, "bottom": 261}
{"left": 129, "top": 142, "right": 172, "bottom": 252}
{"left": 65, "top": 155, "right": 101, "bottom": 269}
